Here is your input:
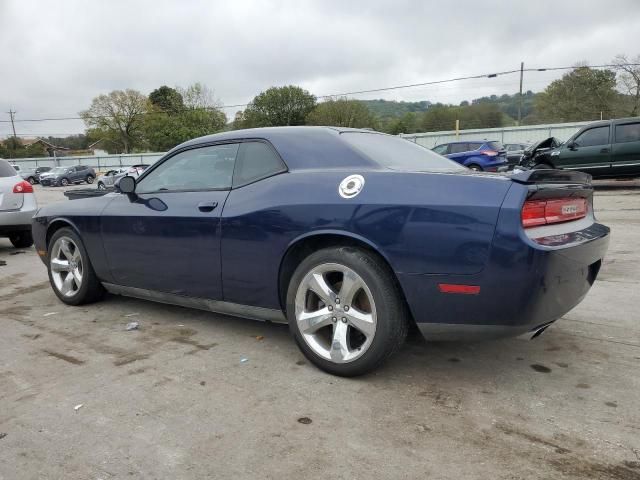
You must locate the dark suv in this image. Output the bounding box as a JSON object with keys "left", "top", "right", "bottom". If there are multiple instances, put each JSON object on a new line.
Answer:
{"left": 39, "top": 165, "right": 96, "bottom": 186}
{"left": 519, "top": 118, "right": 640, "bottom": 178}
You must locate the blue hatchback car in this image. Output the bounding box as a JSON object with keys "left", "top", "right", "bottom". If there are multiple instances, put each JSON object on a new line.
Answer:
{"left": 432, "top": 140, "right": 509, "bottom": 172}
{"left": 32, "top": 127, "right": 608, "bottom": 376}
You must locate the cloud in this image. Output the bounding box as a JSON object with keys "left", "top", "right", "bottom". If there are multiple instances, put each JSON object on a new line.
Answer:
{"left": 1, "top": 0, "right": 639, "bottom": 136}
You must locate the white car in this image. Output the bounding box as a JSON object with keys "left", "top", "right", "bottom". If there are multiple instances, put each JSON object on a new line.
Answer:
{"left": 0, "top": 159, "right": 37, "bottom": 248}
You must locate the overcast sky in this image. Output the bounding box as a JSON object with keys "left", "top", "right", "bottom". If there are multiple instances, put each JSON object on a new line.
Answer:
{"left": 1, "top": 0, "right": 639, "bottom": 138}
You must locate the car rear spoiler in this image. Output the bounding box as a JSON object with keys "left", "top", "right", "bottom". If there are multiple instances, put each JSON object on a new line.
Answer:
{"left": 510, "top": 169, "right": 592, "bottom": 185}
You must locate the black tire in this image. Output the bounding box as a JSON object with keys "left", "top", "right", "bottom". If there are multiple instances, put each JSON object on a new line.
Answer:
{"left": 86, "top": 175, "right": 95, "bottom": 184}
{"left": 9, "top": 231, "right": 33, "bottom": 248}
{"left": 60, "top": 178, "right": 69, "bottom": 187}
{"left": 27, "top": 177, "right": 36, "bottom": 185}
{"left": 286, "top": 246, "right": 409, "bottom": 377}
{"left": 533, "top": 162, "right": 554, "bottom": 170}
{"left": 97, "top": 182, "right": 106, "bottom": 191}
{"left": 467, "top": 164, "right": 482, "bottom": 171}
{"left": 47, "top": 227, "right": 105, "bottom": 305}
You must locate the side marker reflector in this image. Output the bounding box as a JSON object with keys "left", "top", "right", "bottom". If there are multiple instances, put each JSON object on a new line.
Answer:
{"left": 438, "top": 284, "right": 480, "bottom": 295}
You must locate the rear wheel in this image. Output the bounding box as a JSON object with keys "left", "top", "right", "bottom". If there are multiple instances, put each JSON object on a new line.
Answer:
{"left": 287, "top": 247, "right": 408, "bottom": 377}
{"left": 97, "top": 182, "right": 106, "bottom": 190}
{"left": 86, "top": 175, "right": 95, "bottom": 184}
{"left": 60, "top": 178, "right": 69, "bottom": 187}
{"left": 9, "top": 231, "right": 33, "bottom": 248}
{"left": 467, "top": 164, "right": 482, "bottom": 171}
{"left": 47, "top": 228, "right": 104, "bottom": 305}
{"left": 27, "top": 177, "right": 36, "bottom": 185}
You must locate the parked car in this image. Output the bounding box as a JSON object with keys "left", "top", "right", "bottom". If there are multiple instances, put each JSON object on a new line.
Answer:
{"left": 20, "top": 166, "right": 52, "bottom": 184}
{"left": 32, "top": 127, "right": 609, "bottom": 376}
{"left": 97, "top": 164, "right": 150, "bottom": 190}
{"left": 503, "top": 143, "right": 531, "bottom": 168}
{"left": 0, "top": 159, "right": 37, "bottom": 248}
{"left": 39, "top": 165, "right": 96, "bottom": 186}
{"left": 519, "top": 118, "right": 640, "bottom": 178}
{"left": 431, "top": 140, "right": 509, "bottom": 171}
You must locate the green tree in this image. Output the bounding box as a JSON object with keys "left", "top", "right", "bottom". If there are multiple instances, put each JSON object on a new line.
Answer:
{"left": 535, "top": 66, "right": 617, "bottom": 122}
{"left": 144, "top": 83, "right": 226, "bottom": 151}
{"left": 80, "top": 89, "right": 148, "bottom": 153}
{"left": 149, "top": 86, "right": 184, "bottom": 113}
{"left": 306, "top": 97, "right": 378, "bottom": 128}
{"left": 240, "top": 86, "right": 316, "bottom": 128}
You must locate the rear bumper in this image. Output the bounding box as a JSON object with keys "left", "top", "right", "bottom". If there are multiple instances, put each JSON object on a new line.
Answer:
{"left": 398, "top": 222, "right": 609, "bottom": 341}
{"left": 0, "top": 195, "right": 37, "bottom": 233}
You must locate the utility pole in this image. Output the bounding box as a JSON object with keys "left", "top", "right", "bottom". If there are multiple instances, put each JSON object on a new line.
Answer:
{"left": 517, "top": 62, "right": 524, "bottom": 126}
{"left": 7, "top": 109, "right": 17, "bottom": 138}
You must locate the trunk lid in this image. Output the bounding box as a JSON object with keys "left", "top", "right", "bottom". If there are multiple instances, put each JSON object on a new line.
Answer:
{"left": 0, "top": 175, "right": 25, "bottom": 212}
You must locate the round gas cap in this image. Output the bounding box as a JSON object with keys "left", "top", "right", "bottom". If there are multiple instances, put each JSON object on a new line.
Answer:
{"left": 338, "top": 175, "right": 365, "bottom": 199}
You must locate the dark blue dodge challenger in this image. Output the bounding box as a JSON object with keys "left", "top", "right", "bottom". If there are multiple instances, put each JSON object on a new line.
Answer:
{"left": 33, "top": 127, "right": 609, "bottom": 376}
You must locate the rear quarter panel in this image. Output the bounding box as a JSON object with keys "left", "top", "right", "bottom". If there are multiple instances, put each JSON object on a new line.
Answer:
{"left": 221, "top": 170, "right": 512, "bottom": 309}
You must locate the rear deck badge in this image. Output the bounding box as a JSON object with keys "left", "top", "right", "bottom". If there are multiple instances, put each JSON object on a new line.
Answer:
{"left": 339, "top": 175, "right": 365, "bottom": 199}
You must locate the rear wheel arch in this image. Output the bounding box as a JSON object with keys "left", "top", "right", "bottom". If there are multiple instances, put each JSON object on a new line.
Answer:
{"left": 277, "top": 232, "right": 413, "bottom": 322}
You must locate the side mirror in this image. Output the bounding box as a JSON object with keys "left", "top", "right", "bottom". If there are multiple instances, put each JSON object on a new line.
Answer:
{"left": 117, "top": 175, "right": 136, "bottom": 194}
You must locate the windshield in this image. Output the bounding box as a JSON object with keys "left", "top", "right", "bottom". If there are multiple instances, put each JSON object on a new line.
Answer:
{"left": 340, "top": 132, "right": 465, "bottom": 173}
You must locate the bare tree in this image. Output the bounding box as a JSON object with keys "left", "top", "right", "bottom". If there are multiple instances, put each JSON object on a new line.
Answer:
{"left": 613, "top": 54, "right": 640, "bottom": 116}
{"left": 80, "top": 89, "right": 148, "bottom": 153}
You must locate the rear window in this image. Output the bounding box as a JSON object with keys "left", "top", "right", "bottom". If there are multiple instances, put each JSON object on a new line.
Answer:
{"left": 487, "top": 141, "right": 504, "bottom": 151}
{"left": 340, "top": 133, "right": 465, "bottom": 173}
{"left": 615, "top": 123, "right": 640, "bottom": 143}
{"left": 0, "top": 159, "right": 17, "bottom": 177}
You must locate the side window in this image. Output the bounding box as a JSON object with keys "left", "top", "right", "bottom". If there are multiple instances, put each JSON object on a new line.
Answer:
{"left": 232, "top": 141, "right": 286, "bottom": 187}
{"left": 574, "top": 126, "right": 609, "bottom": 147}
{"left": 432, "top": 144, "right": 448, "bottom": 155}
{"left": 137, "top": 143, "right": 239, "bottom": 193}
{"left": 449, "top": 143, "right": 469, "bottom": 154}
{"left": 468, "top": 142, "right": 483, "bottom": 150}
{"left": 615, "top": 123, "right": 640, "bottom": 143}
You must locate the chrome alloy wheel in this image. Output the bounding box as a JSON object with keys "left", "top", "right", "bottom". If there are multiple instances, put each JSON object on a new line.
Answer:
{"left": 50, "top": 237, "right": 83, "bottom": 297}
{"left": 295, "top": 263, "right": 377, "bottom": 363}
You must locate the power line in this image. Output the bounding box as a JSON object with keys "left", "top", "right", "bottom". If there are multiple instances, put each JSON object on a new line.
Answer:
{"left": 3, "top": 62, "right": 639, "bottom": 125}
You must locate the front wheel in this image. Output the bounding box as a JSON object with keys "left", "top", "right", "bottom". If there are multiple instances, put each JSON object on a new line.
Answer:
{"left": 9, "top": 231, "right": 33, "bottom": 248}
{"left": 60, "top": 178, "right": 69, "bottom": 187}
{"left": 287, "top": 247, "right": 408, "bottom": 377}
{"left": 97, "top": 182, "right": 106, "bottom": 190}
{"left": 47, "top": 228, "right": 104, "bottom": 305}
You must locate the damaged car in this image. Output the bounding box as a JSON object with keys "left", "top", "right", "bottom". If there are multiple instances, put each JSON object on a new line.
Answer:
{"left": 32, "top": 127, "right": 609, "bottom": 376}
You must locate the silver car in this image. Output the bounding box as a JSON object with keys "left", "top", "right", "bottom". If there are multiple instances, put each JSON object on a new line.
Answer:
{"left": 96, "top": 164, "right": 149, "bottom": 190}
{"left": 0, "top": 159, "right": 37, "bottom": 248}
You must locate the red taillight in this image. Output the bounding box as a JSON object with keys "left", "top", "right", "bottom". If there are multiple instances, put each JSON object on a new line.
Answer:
{"left": 481, "top": 149, "right": 499, "bottom": 156}
{"left": 522, "top": 198, "right": 587, "bottom": 228}
{"left": 13, "top": 180, "right": 34, "bottom": 194}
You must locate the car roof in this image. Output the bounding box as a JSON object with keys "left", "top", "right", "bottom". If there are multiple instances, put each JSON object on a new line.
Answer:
{"left": 175, "top": 126, "right": 385, "bottom": 170}
{"left": 438, "top": 140, "right": 497, "bottom": 145}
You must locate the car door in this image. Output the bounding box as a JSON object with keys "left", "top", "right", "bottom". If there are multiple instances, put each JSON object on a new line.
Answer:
{"left": 446, "top": 143, "right": 470, "bottom": 164}
{"left": 611, "top": 120, "right": 640, "bottom": 177}
{"left": 555, "top": 125, "right": 611, "bottom": 175}
{"left": 100, "top": 142, "right": 239, "bottom": 299}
